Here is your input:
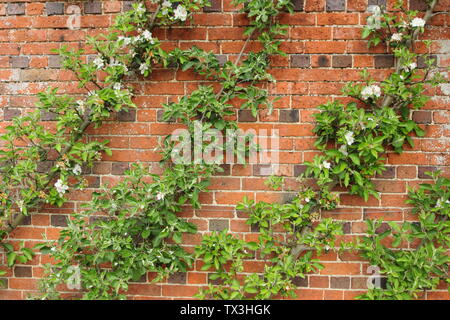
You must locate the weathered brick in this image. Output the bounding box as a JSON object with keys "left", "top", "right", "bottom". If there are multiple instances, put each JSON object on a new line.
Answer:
{"left": 332, "top": 55, "right": 352, "bottom": 68}
{"left": 215, "top": 54, "right": 227, "bottom": 66}
{"left": 417, "top": 55, "right": 437, "bottom": 68}
{"left": 45, "top": 2, "right": 64, "bottom": 16}
{"left": 3, "top": 108, "right": 21, "bottom": 120}
{"left": 374, "top": 55, "right": 394, "bottom": 68}
{"left": 418, "top": 166, "right": 438, "bottom": 179}
{"left": 294, "top": 164, "right": 307, "bottom": 177}
{"left": 368, "top": 0, "right": 386, "bottom": 6}
{"left": 11, "top": 214, "right": 31, "bottom": 226}
{"left": 168, "top": 272, "right": 187, "bottom": 284}
{"left": 123, "top": 1, "right": 136, "bottom": 12}
{"left": 204, "top": 0, "right": 221, "bottom": 12}
{"left": 118, "top": 109, "right": 136, "bottom": 122}
{"left": 40, "top": 110, "right": 57, "bottom": 121}
{"left": 209, "top": 219, "right": 229, "bottom": 231}
{"left": 412, "top": 111, "right": 432, "bottom": 124}
{"left": 330, "top": 277, "right": 350, "bottom": 289}
{"left": 51, "top": 215, "right": 68, "bottom": 227}
{"left": 292, "top": 0, "right": 305, "bottom": 11}
{"left": 293, "top": 276, "right": 308, "bottom": 287}
{"left": 375, "top": 166, "right": 395, "bottom": 179}
{"left": 291, "top": 54, "right": 310, "bottom": 68}
{"left": 279, "top": 109, "right": 299, "bottom": 123}
{"left": 112, "top": 163, "right": 130, "bottom": 175}
{"left": 7, "top": 3, "right": 25, "bottom": 15}
{"left": 238, "top": 110, "right": 257, "bottom": 122}
{"left": 409, "top": 0, "right": 427, "bottom": 10}
{"left": 315, "top": 55, "right": 330, "bottom": 67}
{"left": 48, "top": 55, "right": 62, "bottom": 68}
{"left": 84, "top": 2, "right": 102, "bottom": 14}
{"left": 10, "top": 56, "right": 29, "bottom": 68}
{"left": 14, "top": 266, "right": 32, "bottom": 278}
{"left": 326, "top": 0, "right": 345, "bottom": 11}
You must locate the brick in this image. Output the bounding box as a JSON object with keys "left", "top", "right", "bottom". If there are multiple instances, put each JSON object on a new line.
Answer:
{"left": 168, "top": 272, "right": 187, "bottom": 284}
{"left": 368, "top": 0, "right": 386, "bottom": 6}
{"left": 46, "top": 2, "right": 64, "bottom": 16}
{"left": 294, "top": 164, "right": 307, "bottom": 176}
{"left": 332, "top": 55, "right": 352, "bottom": 68}
{"left": 326, "top": 0, "right": 345, "bottom": 11}
{"left": 412, "top": 111, "right": 432, "bottom": 124}
{"left": 48, "top": 55, "right": 62, "bottom": 68}
{"left": 418, "top": 166, "right": 438, "bottom": 179}
{"left": 104, "top": 1, "right": 121, "bottom": 13}
{"left": 291, "top": 54, "right": 310, "bottom": 68}
{"left": 215, "top": 54, "right": 227, "bottom": 66}
{"left": 417, "top": 55, "right": 437, "bottom": 68}
{"left": 111, "top": 163, "right": 130, "bottom": 175}
{"left": 209, "top": 219, "right": 229, "bottom": 231}
{"left": 14, "top": 266, "right": 32, "bottom": 278}
{"left": 375, "top": 166, "right": 395, "bottom": 179}
{"left": 40, "top": 110, "right": 57, "bottom": 121}
{"left": 348, "top": 0, "right": 367, "bottom": 11}
{"left": 292, "top": 0, "right": 305, "bottom": 11}
{"left": 279, "top": 109, "right": 299, "bottom": 122}
{"left": 238, "top": 110, "right": 257, "bottom": 122}
{"left": 330, "top": 277, "right": 350, "bottom": 289}
{"left": 313, "top": 55, "right": 330, "bottom": 67}
{"left": 118, "top": 109, "right": 136, "bottom": 122}
{"left": 397, "top": 166, "right": 417, "bottom": 179}
{"left": 51, "top": 215, "right": 68, "bottom": 227}
{"left": 3, "top": 108, "right": 21, "bottom": 120}
{"left": 123, "top": 1, "right": 136, "bottom": 12}
{"left": 409, "top": 0, "right": 427, "bottom": 10}
{"left": 293, "top": 276, "right": 308, "bottom": 287}
{"left": 7, "top": 3, "right": 25, "bottom": 15}
{"left": 84, "top": 2, "right": 102, "bottom": 14}
{"left": 374, "top": 55, "right": 394, "bottom": 68}
{"left": 204, "top": 0, "right": 221, "bottom": 12}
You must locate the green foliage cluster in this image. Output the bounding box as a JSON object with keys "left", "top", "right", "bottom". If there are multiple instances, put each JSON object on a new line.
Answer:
{"left": 195, "top": 0, "right": 448, "bottom": 300}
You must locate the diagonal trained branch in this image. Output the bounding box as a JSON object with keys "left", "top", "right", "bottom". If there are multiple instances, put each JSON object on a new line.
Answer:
{"left": 381, "top": 0, "right": 438, "bottom": 108}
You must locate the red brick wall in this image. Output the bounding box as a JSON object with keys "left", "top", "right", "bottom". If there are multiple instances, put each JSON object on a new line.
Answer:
{"left": 0, "top": 0, "right": 449, "bottom": 300}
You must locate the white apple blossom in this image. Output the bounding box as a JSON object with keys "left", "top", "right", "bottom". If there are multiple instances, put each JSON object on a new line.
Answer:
{"left": 323, "top": 161, "right": 331, "bottom": 169}
{"left": 113, "top": 83, "right": 121, "bottom": 91}
{"left": 161, "top": 1, "right": 171, "bottom": 15}
{"left": 174, "top": 5, "right": 188, "bottom": 21}
{"left": 361, "top": 85, "right": 382, "bottom": 100}
{"left": 142, "top": 30, "right": 154, "bottom": 43}
{"left": 156, "top": 192, "right": 165, "bottom": 201}
{"left": 305, "top": 197, "right": 310, "bottom": 203}
{"left": 93, "top": 57, "right": 104, "bottom": 69}
{"left": 135, "top": 3, "right": 146, "bottom": 15}
{"left": 72, "top": 164, "right": 82, "bottom": 176}
{"left": 404, "top": 62, "right": 417, "bottom": 72}
{"left": 55, "top": 179, "right": 69, "bottom": 196}
{"left": 339, "top": 145, "right": 348, "bottom": 156}
{"left": 391, "top": 33, "right": 403, "bottom": 42}
{"left": 76, "top": 100, "right": 85, "bottom": 113}
{"left": 118, "top": 36, "right": 132, "bottom": 46}
{"left": 344, "top": 131, "right": 355, "bottom": 146}
{"left": 411, "top": 17, "right": 425, "bottom": 28}
{"left": 139, "top": 63, "right": 149, "bottom": 75}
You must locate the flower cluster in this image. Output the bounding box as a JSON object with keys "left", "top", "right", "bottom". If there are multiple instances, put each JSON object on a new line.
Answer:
{"left": 361, "top": 84, "right": 382, "bottom": 100}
